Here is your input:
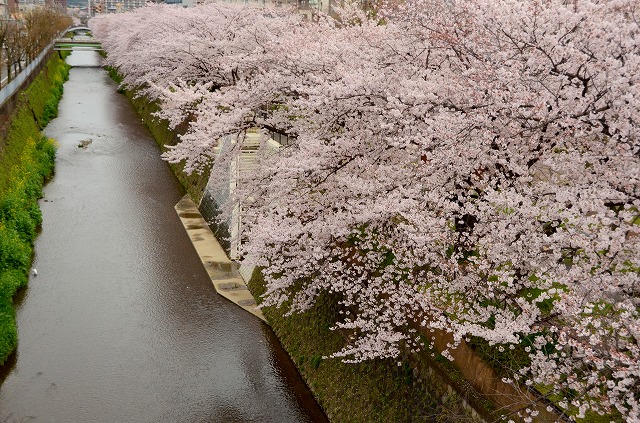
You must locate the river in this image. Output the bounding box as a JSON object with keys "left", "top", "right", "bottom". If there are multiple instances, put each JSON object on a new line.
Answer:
{"left": 0, "top": 50, "right": 327, "bottom": 423}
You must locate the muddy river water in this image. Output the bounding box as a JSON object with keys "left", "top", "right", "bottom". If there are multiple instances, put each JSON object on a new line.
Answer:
{"left": 0, "top": 50, "right": 327, "bottom": 423}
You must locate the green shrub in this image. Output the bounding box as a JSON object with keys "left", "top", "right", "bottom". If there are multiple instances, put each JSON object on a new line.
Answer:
{"left": 0, "top": 225, "right": 31, "bottom": 272}
{"left": 35, "top": 136, "right": 57, "bottom": 178}
{"left": 0, "top": 269, "right": 28, "bottom": 298}
{"left": 0, "top": 296, "right": 18, "bottom": 365}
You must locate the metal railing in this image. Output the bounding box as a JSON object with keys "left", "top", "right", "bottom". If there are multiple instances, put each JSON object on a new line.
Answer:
{"left": 0, "top": 39, "right": 54, "bottom": 108}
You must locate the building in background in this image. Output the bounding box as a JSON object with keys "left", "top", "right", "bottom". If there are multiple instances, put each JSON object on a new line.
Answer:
{"left": 92, "top": 0, "right": 103, "bottom": 13}
{"left": 16, "top": 0, "right": 45, "bottom": 11}
{"left": 44, "top": 0, "right": 67, "bottom": 9}
{"left": 88, "top": 0, "right": 144, "bottom": 14}
{"left": 206, "top": 0, "right": 330, "bottom": 17}
{"left": 86, "top": 0, "right": 339, "bottom": 16}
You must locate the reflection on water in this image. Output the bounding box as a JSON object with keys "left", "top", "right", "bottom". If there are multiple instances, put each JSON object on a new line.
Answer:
{"left": 0, "top": 50, "right": 326, "bottom": 423}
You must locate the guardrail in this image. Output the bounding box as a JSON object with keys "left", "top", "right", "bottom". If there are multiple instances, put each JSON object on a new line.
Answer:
{"left": 0, "top": 40, "right": 55, "bottom": 108}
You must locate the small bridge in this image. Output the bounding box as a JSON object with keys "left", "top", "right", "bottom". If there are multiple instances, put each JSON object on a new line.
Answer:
{"left": 67, "top": 26, "right": 92, "bottom": 34}
{"left": 54, "top": 26, "right": 102, "bottom": 51}
{"left": 54, "top": 39, "right": 103, "bottom": 52}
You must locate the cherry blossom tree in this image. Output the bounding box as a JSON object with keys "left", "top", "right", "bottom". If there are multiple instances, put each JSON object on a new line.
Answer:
{"left": 92, "top": 1, "right": 640, "bottom": 419}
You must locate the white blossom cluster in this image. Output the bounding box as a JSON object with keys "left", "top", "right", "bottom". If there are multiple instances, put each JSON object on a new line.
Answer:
{"left": 92, "top": 0, "right": 640, "bottom": 419}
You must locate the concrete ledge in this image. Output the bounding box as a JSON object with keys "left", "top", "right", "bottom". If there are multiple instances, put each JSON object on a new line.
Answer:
{"left": 175, "top": 194, "right": 267, "bottom": 322}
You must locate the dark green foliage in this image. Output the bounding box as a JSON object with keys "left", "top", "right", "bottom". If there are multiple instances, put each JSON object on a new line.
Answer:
{"left": 105, "top": 66, "right": 123, "bottom": 86}
{"left": 309, "top": 355, "right": 322, "bottom": 370}
{"left": 0, "top": 297, "right": 18, "bottom": 360}
{"left": 0, "top": 226, "right": 31, "bottom": 272}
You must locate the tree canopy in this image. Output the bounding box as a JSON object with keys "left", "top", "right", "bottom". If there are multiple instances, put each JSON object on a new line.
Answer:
{"left": 0, "top": 8, "right": 71, "bottom": 85}
{"left": 92, "top": 1, "right": 640, "bottom": 419}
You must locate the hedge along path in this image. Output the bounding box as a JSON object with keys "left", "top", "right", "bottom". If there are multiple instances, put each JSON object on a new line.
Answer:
{"left": 0, "top": 53, "right": 70, "bottom": 366}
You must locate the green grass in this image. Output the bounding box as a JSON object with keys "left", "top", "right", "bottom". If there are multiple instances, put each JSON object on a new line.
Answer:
{"left": 0, "top": 136, "right": 56, "bottom": 365}
{"left": 0, "top": 53, "right": 68, "bottom": 365}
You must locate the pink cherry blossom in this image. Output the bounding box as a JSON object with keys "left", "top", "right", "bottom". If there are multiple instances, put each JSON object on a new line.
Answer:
{"left": 92, "top": 1, "right": 640, "bottom": 419}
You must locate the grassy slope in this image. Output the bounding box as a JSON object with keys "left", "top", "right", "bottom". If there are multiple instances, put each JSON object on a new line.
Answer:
{"left": 0, "top": 53, "right": 70, "bottom": 365}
